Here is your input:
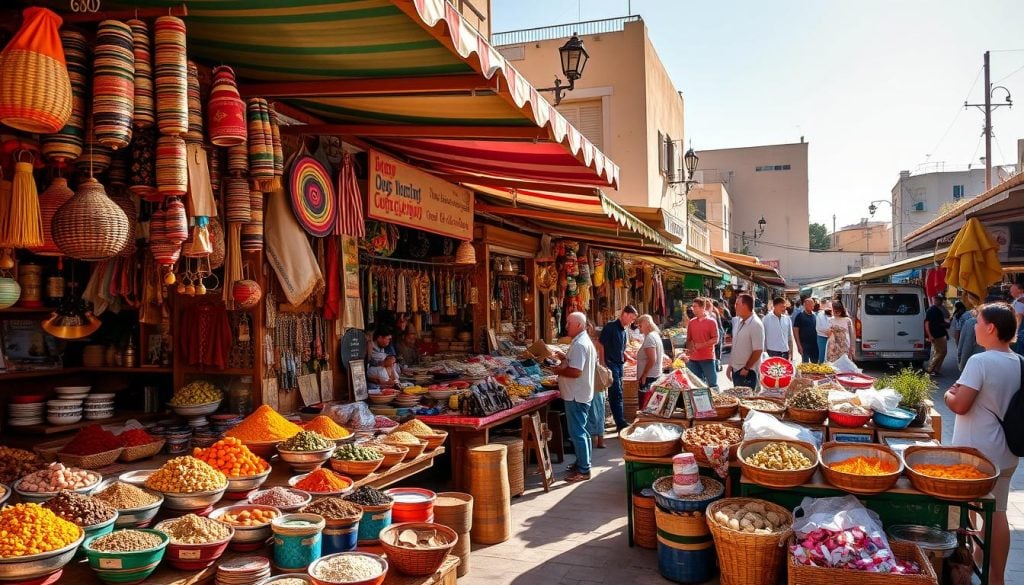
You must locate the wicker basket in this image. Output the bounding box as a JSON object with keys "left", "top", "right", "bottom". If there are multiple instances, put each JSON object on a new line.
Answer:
{"left": 376, "top": 445, "right": 410, "bottom": 468}
{"left": 706, "top": 498, "right": 794, "bottom": 585}
{"left": 633, "top": 491, "right": 657, "bottom": 549}
{"left": 379, "top": 522, "right": 458, "bottom": 576}
{"left": 390, "top": 440, "right": 427, "bottom": 461}
{"left": 682, "top": 425, "right": 743, "bottom": 465}
{"left": 787, "top": 538, "right": 938, "bottom": 585}
{"left": 902, "top": 445, "right": 998, "bottom": 501}
{"left": 490, "top": 437, "right": 525, "bottom": 497}
{"left": 739, "top": 397, "right": 787, "bottom": 419}
{"left": 330, "top": 456, "right": 385, "bottom": 477}
{"left": 0, "top": 9, "right": 73, "bottom": 135}
{"left": 819, "top": 442, "right": 903, "bottom": 495}
{"left": 710, "top": 394, "right": 740, "bottom": 420}
{"left": 620, "top": 422, "right": 683, "bottom": 458}
{"left": 414, "top": 431, "right": 448, "bottom": 451}
{"left": 51, "top": 178, "right": 130, "bottom": 261}
{"left": 738, "top": 439, "right": 818, "bottom": 489}
{"left": 786, "top": 406, "right": 828, "bottom": 424}
{"left": 58, "top": 447, "right": 123, "bottom": 469}
{"left": 433, "top": 492, "right": 474, "bottom": 535}
{"left": 119, "top": 440, "right": 166, "bottom": 463}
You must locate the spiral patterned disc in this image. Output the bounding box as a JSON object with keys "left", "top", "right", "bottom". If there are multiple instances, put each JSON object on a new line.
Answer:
{"left": 288, "top": 153, "right": 336, "bottom": 237}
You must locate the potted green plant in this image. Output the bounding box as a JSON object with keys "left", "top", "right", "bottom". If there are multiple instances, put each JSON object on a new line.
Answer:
{"left": 875, "top": 367, "right": 936, "bottom": 427}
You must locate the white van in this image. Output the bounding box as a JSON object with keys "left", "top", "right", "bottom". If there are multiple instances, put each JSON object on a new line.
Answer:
{"left": 840, "top": 284, "right": 929, "bottom": 367}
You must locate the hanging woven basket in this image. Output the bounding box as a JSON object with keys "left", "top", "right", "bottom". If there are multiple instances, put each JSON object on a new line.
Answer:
{"left": 153, "top": 15, "right": 188, "bottom": 136}
{"left": 183, "top": 60, "right": 203, "bottom": 143}
{"left": 30, "top": 176, "right": 74, "bottom": 256}
{"left": 232, "top": 279, "right": 262, "bottom": 308}
{"left": 129, "top": 127, "right": 158, "bottom": 200}
{"left": 208, "top": 217, "right": 225, "bottom": 269}
{"left": 52, "top": 178, "right": 130, "bottom": 261}
{"left": 225, "top": 177, "right": 251, "bottom": 223}
{"left": 0, "top": 7, "right": 72, "bottom": 134}
{"left": 155, "top": 135, "right": 187, "bottom": 197}
{"left": 164, "top": 197, "right": 188, "bottom": 243}
{"left": 40, "top": 30, "right": 88, "bottom": 166}
{"left": 208, "top": 65, "right": 247, "bottom": 146}
{"left": 128, "top": 19, "right": 154, "bottom": 128}
{"left": 111, "top": 190, "right": 138, "bottom": 256}
{"left": 92, "top": 19, "right": 135, "bottom": 150}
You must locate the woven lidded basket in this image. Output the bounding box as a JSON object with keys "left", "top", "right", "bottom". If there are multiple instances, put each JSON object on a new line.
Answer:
{"left": 706, "top": 497, "right": 793, "bottom": 585}
{"left": 52, "top": 178, "right": 130, "bottom": 261}
{"left": 0, "top": 7, "right": 72, "bottom": 134}
{"left": 620, "top": 422, "right": 683, "bottom": 458}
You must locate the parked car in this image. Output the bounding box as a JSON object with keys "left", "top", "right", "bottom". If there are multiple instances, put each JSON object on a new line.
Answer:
{"left": 839, "top": 284, "right": 929, "bottom": 368}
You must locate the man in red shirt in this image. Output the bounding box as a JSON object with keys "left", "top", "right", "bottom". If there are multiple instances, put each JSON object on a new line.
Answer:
{"left": 686, "top": 298, "right": 720, "bottom": 388}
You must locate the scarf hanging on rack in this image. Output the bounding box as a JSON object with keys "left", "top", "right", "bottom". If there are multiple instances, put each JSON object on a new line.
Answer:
{"left": 265, "top": 185, "right": 324, "bottom": 306}
{"left": 336, "top": 152, "right": 365, "bottom": 237}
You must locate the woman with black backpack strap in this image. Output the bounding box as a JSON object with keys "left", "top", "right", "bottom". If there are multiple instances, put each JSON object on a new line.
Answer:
{"left": 944, "top": 302, "right": 1020, "bottom": 585}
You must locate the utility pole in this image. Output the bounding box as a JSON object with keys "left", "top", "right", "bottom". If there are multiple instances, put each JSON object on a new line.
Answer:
{"left": 965, "top": 51, "right": 1013, "bottom": 189}
{"left": 832, "top": 214, "right": 836, "bottom": 248}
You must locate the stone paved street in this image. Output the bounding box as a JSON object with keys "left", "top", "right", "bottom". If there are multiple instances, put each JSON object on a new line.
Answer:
{"left": 460, "top": 346, "right": 1022, "bottom": 584}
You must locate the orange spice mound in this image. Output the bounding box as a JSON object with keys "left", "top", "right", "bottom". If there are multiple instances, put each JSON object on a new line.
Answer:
{"left": 294, "top": 468, "right": 352, "bottom": 493}
{"left": 225, "top": 405, "right": 303, "bottom": 442}
{"left": 192, "top": 436, "right": 269, "bottom": 478}
{"left": 830, "top": 456, "right": 898, "bottom": 476}
{"left": 303, "top": 416, "right": 351, "bottom": 440}
{"left": 913, "top": 463, "right": 988, "bottom": 480}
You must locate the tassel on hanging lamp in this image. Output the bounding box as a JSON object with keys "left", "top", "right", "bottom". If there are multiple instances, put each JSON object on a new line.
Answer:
{"left": 52, "top": 178, "right": 130, "bottom": 261}
{"left": 1, "top": 157, "right": 44, "bottom": 248}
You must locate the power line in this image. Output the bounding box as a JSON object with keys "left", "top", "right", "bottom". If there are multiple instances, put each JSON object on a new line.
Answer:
{"left": 924, "top": 66, "right": 983, "bottom": 161}
{"left": 699, "top": 216, "right": 888, "bottom": 254}
{"left": 994, "top": 61, "right": 1024, "bottom": 84}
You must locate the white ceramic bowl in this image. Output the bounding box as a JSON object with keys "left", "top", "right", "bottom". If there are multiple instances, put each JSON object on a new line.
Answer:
{"left": 85, "top": 393, "right": 116, "bottom": 401}
{"left": 84, "top": 411, "right": 115, "bottom": 421}
{"left": 170, "top": 400, "right": 222, "bottom": 417}
{"left": 47, "top": 414, "right": 83, "bottom": 425}
{"left": 119, "top": 469, "right": 158, "bottom": 486}
{"left": 55, "top": 386, "right": 91, "bottom": 394}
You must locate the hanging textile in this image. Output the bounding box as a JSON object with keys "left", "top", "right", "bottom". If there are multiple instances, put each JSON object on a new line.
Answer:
{"left": 185, "top": 143, "right": 217, "bottom": 217}
{"left": 323, "top": 237, "right": 340, "bottom": 320}
{"left": 177, "top": 299, "right": 232, "bottom": 369}
{"left": 336, "top": 152, "right": 366, "bottom": 237}
{"left": 265, "top": 185, "right": 324, "bottom": 306}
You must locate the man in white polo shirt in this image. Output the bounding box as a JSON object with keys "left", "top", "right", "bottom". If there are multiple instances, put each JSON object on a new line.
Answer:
{"left": 763, "top": 297, "right": 793, "bottom": 360}
{"left": 553, "top": 311, "right": 597, "bottom": 483}
{"left": 727, "top": 293, "right": 765, "bottom": 388}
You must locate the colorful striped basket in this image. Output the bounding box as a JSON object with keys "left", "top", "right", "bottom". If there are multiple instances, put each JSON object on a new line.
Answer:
{"left": 92, "top": 19, "right": 135, "bottom": 150}
{"left": 183, "top": 60, "right": 203, "bottom": 143}
{"left": 128, "top": 19, "right": 154, "bottom": 129}
{"left": 41, "top": 29, "right": 88, "bottom": 166}
{"left": 208, "top": 66, "right": 247, "bottom": 146}
{"left": 154, "top": 15, "right": 188, "bottom": 135}
{"left": 30, "top": 177, "right": 74, "bottom": 256}
{"left": 155, "top": 135, "right": 187, "bottom": 197}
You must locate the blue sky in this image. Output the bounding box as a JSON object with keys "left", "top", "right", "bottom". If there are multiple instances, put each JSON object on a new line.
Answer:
{"left": 492, "top": 0, "right": 1024, "bottom": 230}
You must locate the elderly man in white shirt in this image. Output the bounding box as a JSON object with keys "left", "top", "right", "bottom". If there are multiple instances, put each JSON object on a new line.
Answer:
{"left": 553, "top": 311, "right": 598, "bottom": 483}
{"left": 763, "top": 297, "right": 794, "bottom": 359}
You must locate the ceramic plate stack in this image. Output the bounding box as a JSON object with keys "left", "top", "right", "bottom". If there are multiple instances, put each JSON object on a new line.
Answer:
{"left": 84, "top": 393, "right": 115, "bottom": 420}
{"left": 48, "top": 398, "right": 84, "bottom": 426}
{"left": 8, "top": 396, "right": 45, "bottom": 427}
{"left": 215, "top": 555, "right": 270, "bottom": 585}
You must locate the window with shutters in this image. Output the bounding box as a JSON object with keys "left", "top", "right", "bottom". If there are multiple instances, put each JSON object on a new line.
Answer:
{"left": 557, "top": 100, "right": 604, "bottom": 150}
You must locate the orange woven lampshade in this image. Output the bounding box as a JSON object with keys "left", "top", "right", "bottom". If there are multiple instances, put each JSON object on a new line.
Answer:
{"left": 52, "top": 178, "right": 130, "bottom": 261}
{"left": 30, "top": 176, "right": 74, "bottom": 256}
{"left": 0, "top": 7, "right": 72, "bottom": 134}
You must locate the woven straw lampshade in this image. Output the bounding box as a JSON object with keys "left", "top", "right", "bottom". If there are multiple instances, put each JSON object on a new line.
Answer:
{"left": 455, "top": 240, "right": 476, "bottom": 265}
{"left": 0, "top": 7, "right": 72, "bottom": 134}
{"left": 52, "top": 178, "right": 130, "bottom": 261}
{"left": 30, "top": 176, "right": 74, "bottom": 256}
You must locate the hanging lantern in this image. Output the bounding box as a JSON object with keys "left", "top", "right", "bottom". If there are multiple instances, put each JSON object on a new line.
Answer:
{"left": 207, "top": 65, "right": 247, "bottom": 146}
{"left": 0, "top": 7, "right": 72, "bottom": 133}
{"left": 42, "top": 298, "right": 101, "bottom": 339}
{"left": 52, "top": 178, "right": 130, "bottom": 261}
{"left": 30, "top": 176, "right": 74, "bottom": 256}
{"left": 208, "top": 217, "right": 225, "bottom": 269}
{"left": 0, "top": 275, "right": 21, "bottom": 309}
{"left": 232, "top": 279, "right": 262, "bottom": 308}
{"left": 92, "top": 19, "right": 135, "bottom": 150}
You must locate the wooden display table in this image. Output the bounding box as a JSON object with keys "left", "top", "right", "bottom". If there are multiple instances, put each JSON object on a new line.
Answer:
{"left": 418, "top": 390, "right": 559, "bottom": 489}
{"left": 739, "top": 472, "right": 994, "bottom": 585}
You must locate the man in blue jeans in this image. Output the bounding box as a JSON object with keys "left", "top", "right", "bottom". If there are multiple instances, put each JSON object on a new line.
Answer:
{"left": 727, "top": 293, "right": 764, "bottom": 388}
{"left": 598, "top": 305, "right": 638, "bottom": 431}
{"left": 553, "top": 311, "right": 598, "bottom": 483}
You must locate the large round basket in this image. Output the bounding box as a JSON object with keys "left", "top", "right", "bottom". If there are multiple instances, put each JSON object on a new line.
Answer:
{"left": 433, "top": 492, "right": 473, "bottom": 535}
{"left": 682, "top": 424, "right": 743, "bottom": 465}
{"left": 58, "top": 447, "right": 123, "bottom": 469}
{"left": 414, "top": 431, "right": 448, "bottom": 451}
{"left": 619, "top": 422, "right": 683, "bottom": 458}
{"left": 119, "top": 440, "right": 166, "bottom": 463}
{"left": 375, "top": 444, "right": 410, "bottom": 468}
{"left": 738, "top": 439, "right": 818, "bottom": 489}
{"left": 632, "top": 490, "right": 657, "bottom": 549}
{"left": 786, "top": 536, "right": 937, "bottom": 585}
{"left": 819, "top": 442, "right": 903, "bottom": 495}
{"left": 379, "top": 522, "right": 457, "bottom": 576}
{"left": 785, "top": 406, "right": 827, "bottom": 424}
{"left": 706, "top": 498, "right": 793, "bottom": 585}
{"left": 902, "top": 445, "right": 998, "bottom": 501}
{"left": 738, "top": 398, "right": 786, "bottom": 419}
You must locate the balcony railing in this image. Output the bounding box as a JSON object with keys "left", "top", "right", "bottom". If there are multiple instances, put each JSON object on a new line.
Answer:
{"left": 688, "top": 216, "right": 711, "bottom": 255}
{"left": 492, "top": 15, "right": 642, "bottom": 46}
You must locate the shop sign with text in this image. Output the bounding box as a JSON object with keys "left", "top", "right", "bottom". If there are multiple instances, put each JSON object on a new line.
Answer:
{"left": 367, "top": 150, "right": 473, "bottom": 240}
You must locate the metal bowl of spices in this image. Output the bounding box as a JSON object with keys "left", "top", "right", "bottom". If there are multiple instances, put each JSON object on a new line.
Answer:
{"left": 277, "top": 446, "right": 337, "bottom": 473}
{"left": 93, "top": 480, "right": 164, "bottom": 528}
{"left": 248, "top": 487, "right": 313, "bottom": 513}
{"left": 160, "top": 485, "right": 228, "bottom": 512}
{"left": 226, "top": 467, "right": 273, "bottom": 497}
{"left": 0, "top": 529, "right": 84, "bottom": 581}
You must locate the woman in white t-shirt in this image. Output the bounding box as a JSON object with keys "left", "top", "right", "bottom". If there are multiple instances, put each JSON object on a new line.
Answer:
{"left": 945, "top": 303, "right": 1021, "bottom": 585}
{"left": 636, "top": 314, "right": 665, "bottom": 407}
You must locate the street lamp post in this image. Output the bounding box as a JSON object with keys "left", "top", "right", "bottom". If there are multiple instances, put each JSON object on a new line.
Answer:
{"left": 537, "top": 34, "right": 590, "bottom": 106}
{"left": 868, "top": 200, "right": 895, "bottom": 261}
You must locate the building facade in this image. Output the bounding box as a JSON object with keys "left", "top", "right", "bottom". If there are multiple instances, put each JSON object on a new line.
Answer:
{"left": 694, "top": 142, "right": 810, "bottom": 277}
{"left": 688, "top": 183, "right": 732, "bottom": 253}
{"left": 494, "top": 17, "right": 688, "bottom": 217}
{"left": 830, "top": 219, "right": 892, "bottom": 255}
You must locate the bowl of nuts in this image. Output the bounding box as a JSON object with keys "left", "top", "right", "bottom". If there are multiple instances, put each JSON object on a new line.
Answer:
{"left": 682, "top": 423, "right": 743, "bottom": 465}
{"left": 738, "top": 439, "right": 818, "bottom": 488}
